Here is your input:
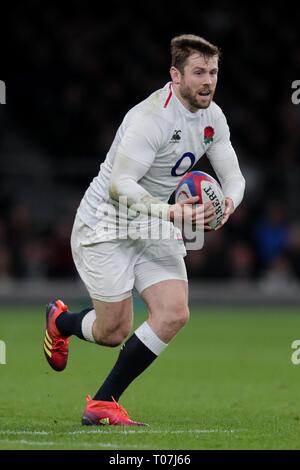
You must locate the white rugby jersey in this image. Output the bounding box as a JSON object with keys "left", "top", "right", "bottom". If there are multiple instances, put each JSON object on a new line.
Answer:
{"left": 77, "top": 82, "right": 245, "bottom": 239}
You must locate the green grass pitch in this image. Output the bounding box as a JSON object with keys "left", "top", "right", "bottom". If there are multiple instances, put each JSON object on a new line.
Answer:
{"left": 0, "top": 304, "right": 300, "bottom": 450}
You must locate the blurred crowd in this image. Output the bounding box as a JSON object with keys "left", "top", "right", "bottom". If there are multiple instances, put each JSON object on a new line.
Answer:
{"left": 1, "top": 2, "right": 300, "bottom": 286}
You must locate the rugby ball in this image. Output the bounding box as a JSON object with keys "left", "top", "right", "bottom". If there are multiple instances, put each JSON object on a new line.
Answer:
{"left": 175, "top": 171, "right": 225, "bottom": 229}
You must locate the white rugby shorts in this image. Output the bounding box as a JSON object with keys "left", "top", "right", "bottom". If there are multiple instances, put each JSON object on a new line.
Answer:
{"left": 71, "top": 214, "right": 188, "bottom": 302}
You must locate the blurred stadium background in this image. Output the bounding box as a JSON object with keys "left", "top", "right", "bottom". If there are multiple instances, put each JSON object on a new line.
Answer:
{"left": 0, "top": 3, "right": 299, "bottom": 304}
{"left": 1, "top": 2, "right": 300, "bottom": 451}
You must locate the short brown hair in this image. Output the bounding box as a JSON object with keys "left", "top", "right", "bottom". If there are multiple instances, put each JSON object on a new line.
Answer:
{"left": 171, "top": 34, "right": 220, "bottom": 73}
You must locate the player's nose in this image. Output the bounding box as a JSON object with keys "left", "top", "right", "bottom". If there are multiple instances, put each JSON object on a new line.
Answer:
{"left": 203, "top": 73, "right": 213, "bottom": 85}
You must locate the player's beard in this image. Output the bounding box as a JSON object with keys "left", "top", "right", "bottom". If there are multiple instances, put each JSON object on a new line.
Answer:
{"left": 179, "top": 82, "right": 214, "bottom": 110}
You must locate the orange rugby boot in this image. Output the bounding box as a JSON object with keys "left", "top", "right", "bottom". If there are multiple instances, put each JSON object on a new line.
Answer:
{"left": 82, "top": 395, "right": 147, "bottom": 426}
{"left": 43, "top": 299, "right": 69, "bottom": 371}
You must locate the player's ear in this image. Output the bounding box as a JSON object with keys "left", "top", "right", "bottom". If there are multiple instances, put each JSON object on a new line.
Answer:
{"left": 170, "top": 66, "right": 181, "bottom": 85}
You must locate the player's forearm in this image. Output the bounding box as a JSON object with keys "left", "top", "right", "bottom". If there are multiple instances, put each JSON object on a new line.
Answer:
{"left": 221, "top": 174, "right": 245, "bottom": 209}
{"left": 109, "top": 151, "right": 171, "bottom": 220}
{"left": 210, "top": 147, "right": 246, "bottom": 210}
{"left": 109, "top": 176, "right": 170, "bottom": 220}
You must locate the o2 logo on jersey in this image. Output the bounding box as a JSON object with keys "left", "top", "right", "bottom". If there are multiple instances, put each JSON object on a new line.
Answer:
{"left": 171, "top": 152, "right": 195, "bottom": 177}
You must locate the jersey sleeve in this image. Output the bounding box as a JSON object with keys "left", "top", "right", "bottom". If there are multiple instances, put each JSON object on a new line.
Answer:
{"left": 108, "top": 113, "right": 171, "bottom": 219}
{"left": 117, "top": 112, "right": 166, "bottom": 168}
{"left": 206, "top": 111, "right": 245, "bottom": 209}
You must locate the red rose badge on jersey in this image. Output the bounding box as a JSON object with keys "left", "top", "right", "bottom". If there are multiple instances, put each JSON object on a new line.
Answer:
{"left": 204, "top": 126, "right": 214, "bottom": 144}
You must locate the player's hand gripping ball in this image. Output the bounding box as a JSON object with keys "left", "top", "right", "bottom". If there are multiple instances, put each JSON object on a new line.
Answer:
{"left": 175, "top": 171, "right": 225, "bottom": 229}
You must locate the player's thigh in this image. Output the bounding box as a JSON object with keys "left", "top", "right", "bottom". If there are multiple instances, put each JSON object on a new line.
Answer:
{"left": 135, "top": 255, "right": 189, "bottom": 322}
{"left": 134, "top": 254, "right": 188, "bottom": 300}
{"left": 141, "top": 278, "right": 189, "bottom": 318}
{"left": 140, "top": 278, "right": 189, "bottom": 343}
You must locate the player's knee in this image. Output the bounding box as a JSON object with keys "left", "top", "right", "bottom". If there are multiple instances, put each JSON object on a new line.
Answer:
{"left": 106, "top": 327, "right": 130, "bottom": 347}
{"left": 162, "top": 303, "right": 190, "bottom": 332}
{"left": 171, "top": 305, "right": 190, "bottom": 329}
{"left": 93, "top": 324, "right": 130, "bottom": 347}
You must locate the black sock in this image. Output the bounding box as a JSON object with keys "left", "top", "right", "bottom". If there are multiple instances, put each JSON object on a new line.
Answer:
{"left": 93, "top": 333, "right": 157, "bottom": 402}
{"left": 55, "top": 308, "right": 92, "bottom": 339}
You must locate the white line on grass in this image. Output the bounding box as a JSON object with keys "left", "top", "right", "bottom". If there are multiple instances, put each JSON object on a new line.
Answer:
{"left": 0, "top": 438, "right": 149, "bottom": 449}
{"left": 0, "top": 428, "right": 241, "bottom": 439}
{"left": 0, "top": 430, "right": 49, "bottom": 435}
{"left": 0, "top": 439, "right": 56, "bottom": 446}
{"left": 68, "top": 428, "right": 240, "bottom": 435}
{"left": 80, "top": 442, "right": 149, "bottom": 449}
